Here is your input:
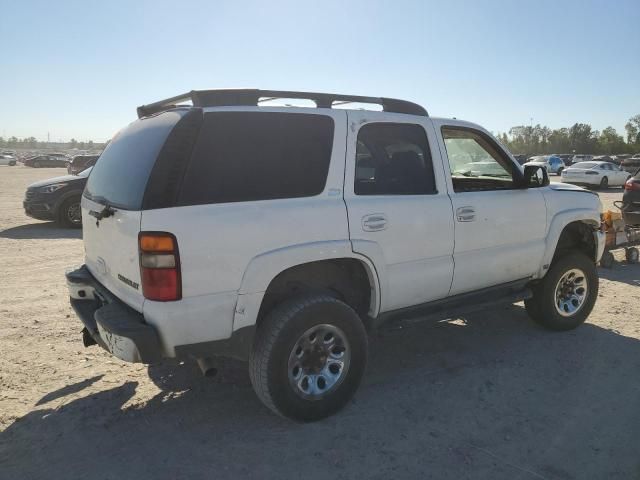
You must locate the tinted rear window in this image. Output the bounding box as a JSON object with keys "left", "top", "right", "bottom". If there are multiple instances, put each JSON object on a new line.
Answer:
{"left": 178, "top": 112, "right": 334, "bottom": 205}
{"left": 84, "top": 111, "right": 185, "bottom": 209}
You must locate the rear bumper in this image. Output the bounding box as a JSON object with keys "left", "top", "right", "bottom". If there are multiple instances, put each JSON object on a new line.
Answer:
{"left": 66, "top": 265, "right": 255, "bottom": 362}
{"left": 66, "top": 265, "right": 163, "bottom": 363}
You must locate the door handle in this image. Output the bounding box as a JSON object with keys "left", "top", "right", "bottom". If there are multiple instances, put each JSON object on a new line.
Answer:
{"left": 456, "top": 206, "right": 476, "bottom": 222}
{"left": 362, "top": 214, "right": 388, "bottom": 231}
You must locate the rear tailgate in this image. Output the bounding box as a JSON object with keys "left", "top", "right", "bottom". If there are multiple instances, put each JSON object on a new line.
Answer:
{"left": 81, "top": 109, "right": 197, "bottom": 312}
{"left": 82, "top": 197, "right": 144, "bottom": 311}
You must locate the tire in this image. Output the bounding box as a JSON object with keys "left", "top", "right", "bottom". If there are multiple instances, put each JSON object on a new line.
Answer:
{"left": 9, "top": 161, "right": 16, "bottom": 166}
{"left": 557, "top": 167, "right": 563, "bottom": 176}
{"left": 600, "top": 250, "right": 615, "bottom": 268}
{"left": 33, "top": 161, "right": 41, "bottom": 168}
{"left": 57, "top": 197, "right": 82, "bottom": 228}
{"left": 626, "top": 247, "right": 639, "bottom": 264}
{"left": 525, "top": 251, "right": 598, "bottom": 331}
{"left": 599, "top": 176, "right": 608, "bottom": 189}
{"left": 249, "top": 293, "right": 368, "bottom": 422}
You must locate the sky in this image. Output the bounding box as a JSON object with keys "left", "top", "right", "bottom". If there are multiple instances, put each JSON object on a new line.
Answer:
{"left": 1, "top": 0, "right": 638, "bottom": 142}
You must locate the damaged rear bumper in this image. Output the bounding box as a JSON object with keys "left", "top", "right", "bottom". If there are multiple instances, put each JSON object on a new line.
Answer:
{"left": 66, "top": 265, "right": 163, "bottom": 363}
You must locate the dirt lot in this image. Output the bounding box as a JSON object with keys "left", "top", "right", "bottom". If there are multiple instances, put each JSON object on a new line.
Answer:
{"left": 0, "top": 166, "right": 638, "bottom": 480}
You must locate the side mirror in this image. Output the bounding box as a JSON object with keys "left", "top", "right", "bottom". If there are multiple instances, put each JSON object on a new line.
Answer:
{"left": 522, "top": 165, "right": 550, "bottom": 188}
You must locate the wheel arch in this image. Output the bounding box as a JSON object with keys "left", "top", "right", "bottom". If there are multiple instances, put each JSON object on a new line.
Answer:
{"left": 233, "top": 241, "right": 381, "bottom": 331}
{"left": 539, "top": 210, "right": 602, "bottom": 277}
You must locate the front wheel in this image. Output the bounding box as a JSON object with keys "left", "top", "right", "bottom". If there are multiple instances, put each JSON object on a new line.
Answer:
{"left": 525, "top": 251, "right": 598, "bottom": 331}
{"left": 249, "top": 293, "right": 368, "bottom": 422}
{"left": 57, "top": 197, "right": 82, "bottom": 228}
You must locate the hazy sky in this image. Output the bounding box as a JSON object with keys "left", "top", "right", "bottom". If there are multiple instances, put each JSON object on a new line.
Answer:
{"left": 1, "top": 0, "right": 638, "bottom": 142}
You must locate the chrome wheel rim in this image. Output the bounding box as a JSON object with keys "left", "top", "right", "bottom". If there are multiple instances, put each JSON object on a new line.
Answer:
{"left": 67, "top": 203, "right": 82, "bottom": 224}
{"left": 287, "top": 324, "right": 350, "bottom": 400}
{"left": 554, "top": 268, "right": 588, "bottom": 317}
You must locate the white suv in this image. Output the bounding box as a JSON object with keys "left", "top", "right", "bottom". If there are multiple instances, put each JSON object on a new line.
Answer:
{"left": 66, "top": 89, "right": 605, "bottom": 421}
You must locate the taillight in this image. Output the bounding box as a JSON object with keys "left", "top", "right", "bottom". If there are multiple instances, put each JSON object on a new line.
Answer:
{"left": 139, "top": 232, "right": 181, "bottom": 301}
{"left": 624, "top": 179, "right": 640, "bottom": 191}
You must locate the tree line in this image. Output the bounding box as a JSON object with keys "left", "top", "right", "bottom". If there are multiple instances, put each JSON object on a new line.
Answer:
{"left": 0, "top": 136, "right": 105, "bottom": 151}
{"left": 497, "top": 114, "right": 640, "bottom": 156}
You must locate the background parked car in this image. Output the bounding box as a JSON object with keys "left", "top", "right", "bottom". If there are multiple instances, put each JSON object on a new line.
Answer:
{"left": 621, "top": 154, "right": 640, "bottom": 174}
{"left": 571, "top": 154, "right": 593, "bottom": 164}
{"left": 622, "top": 168, "right": 640, "bottom": 226}
{"left": 524, "top": 155, "right": 566, "bottom": 174}
{"left": 560, "top": 161, "right": 630, "bottom": 189}
{"left": 67, "top": 154, "right": 99, "bottom": 175}
{"left": 512, "top": 154, "right": 528, "bottom": 165}
{"left": 556, "top": 154, "right": 574, "bottom": 166}
{"left": 23, "top": 167, "right": 91, "bottom": 227}
{"left": 0, "top": 155, "right": 17, "bottom": 166}
{"left": 22, "top": 155, "right": 70, "bottom": 168}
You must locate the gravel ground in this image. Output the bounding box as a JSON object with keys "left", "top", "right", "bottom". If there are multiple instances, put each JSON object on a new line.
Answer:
{"left": 0, "top": 166, "right": 638, "bottom": 480}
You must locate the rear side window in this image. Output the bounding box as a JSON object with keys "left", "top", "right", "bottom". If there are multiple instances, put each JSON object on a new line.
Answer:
{"left": 178, "top": 112, "right": 334, "bottom": 205}
{"left": 355, "top": 123, "right": 436, "bottom": 195}
{"left": 84, "top": 110, "right": 186, "bottom": 209}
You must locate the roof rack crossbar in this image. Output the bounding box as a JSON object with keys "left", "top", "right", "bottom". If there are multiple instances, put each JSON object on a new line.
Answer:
{"left": 136, "top": 89, "right": 428, "bottom": 118}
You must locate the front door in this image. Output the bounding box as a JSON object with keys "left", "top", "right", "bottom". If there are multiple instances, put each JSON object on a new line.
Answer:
{"left": 343, "top": 112, "right": 455, "bottom": 312}
{"left": 435, "top": 123, "right": 547, "bottom": 295}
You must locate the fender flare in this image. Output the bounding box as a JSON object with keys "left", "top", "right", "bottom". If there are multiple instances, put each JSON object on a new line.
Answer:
{"left": 538, "top": 208, "right": 600, "bottom": 277}
{"left": 233, "top": 240, "right": 381, "bottom": 331}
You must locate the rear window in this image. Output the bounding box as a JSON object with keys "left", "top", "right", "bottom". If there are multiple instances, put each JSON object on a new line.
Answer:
{"left": 574, "top": 162, "right": 597, "bottom": 168}
{"left": 178, "top": 112, "right": 334, "bottom": 205}
{"left": 84, "top": 111, "right": 185, "bottom": 209}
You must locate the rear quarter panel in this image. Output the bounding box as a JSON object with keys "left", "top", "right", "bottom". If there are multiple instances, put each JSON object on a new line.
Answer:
{"left": 140, "top": 107, "right": 350, "bottom": 349}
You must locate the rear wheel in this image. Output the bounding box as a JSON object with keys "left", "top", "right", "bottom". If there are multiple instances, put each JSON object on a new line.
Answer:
{"left": 57, "top": 197, "right": 82, "bottom": 228}
{"left": 525, "top": 251, "right": 598, "bottom": 331}
{"left": 33, "top": 161, "right": 41, "bottom": 168}
{"left": 626, "top": 247, "right": 639, "bottom": 264}
{"left": 249, "top": 293, "right": 368, "bottom": 422}
{"left": 599, "top": 176, "right": 608, "bottom": 189}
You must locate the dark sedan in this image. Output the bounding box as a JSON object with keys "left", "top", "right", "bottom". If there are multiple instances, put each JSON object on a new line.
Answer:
{"left": 23, "top": 155, "right": 70, "bottom": 168}
{"left": 23, "top": 167, "right": 91, "bottom": 227}
{"left": 622, "top": 169, "right": 640, "bottom": 226}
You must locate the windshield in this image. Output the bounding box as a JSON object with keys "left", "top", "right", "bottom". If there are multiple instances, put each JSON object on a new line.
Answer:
{"left": 84, "top": 110, "right": 184, "bottom": 209}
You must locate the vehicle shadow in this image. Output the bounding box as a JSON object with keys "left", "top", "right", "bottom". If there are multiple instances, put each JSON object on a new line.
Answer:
{"left": 2, "top": 304, "right": 639, "bottom": 479}
{"left": 0, "top": 222, "right": 81, "bottom": 240}
{"left": 598, "top": 262, "right": 640, "bottom": 287}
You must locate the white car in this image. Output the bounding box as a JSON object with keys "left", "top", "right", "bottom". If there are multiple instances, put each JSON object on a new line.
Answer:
{"left": 561, "top": 161, "right": 631, "bottom": 189}
{"left": 66, "top": 89, "right": 605, "bottom": 421}
{"left": 0, "top": 155, "right": 17, "bottom": 166}
{"left": 524, "top": 155, "right": 566, "bottom": 175}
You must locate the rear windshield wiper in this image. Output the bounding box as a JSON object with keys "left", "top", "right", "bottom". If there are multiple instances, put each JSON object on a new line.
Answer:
{"left": 89, "top": 203, "right": 116, "bottom": 220}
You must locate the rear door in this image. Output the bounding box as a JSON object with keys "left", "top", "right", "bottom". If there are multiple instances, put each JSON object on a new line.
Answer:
{"left": 82, "top": 110, "right": 189, "bottom": 311}
{"left": 344, "top": 112, "right": 455, "bottom": 312}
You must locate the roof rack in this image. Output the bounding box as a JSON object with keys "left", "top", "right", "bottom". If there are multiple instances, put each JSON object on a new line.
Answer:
{"left": 136, "top": 89, "right": 428, "bottom": 119}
